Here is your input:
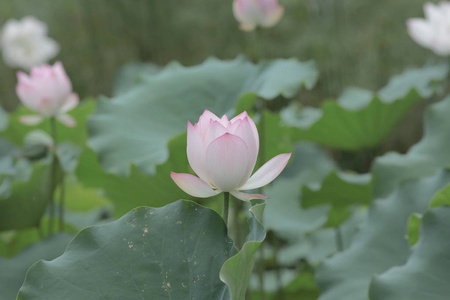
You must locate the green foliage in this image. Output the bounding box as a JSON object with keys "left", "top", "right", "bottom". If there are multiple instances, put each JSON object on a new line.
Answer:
{"left": 429, "top": 183, "right": 450, "bottom": 208}
{"left": 77, "top": 134, "right": 197, "bottom": 217}
{"left": 0, "top": 164, "right": 51, "bottom": 231}
{"left": 220, "top": 201, "right": 266, "bottom": 300}
{"left": 283, "top": 64, "right": 448, "bottom": 151}
{"left": 373, "top": 95, "right": 450, "bottom": 198}
{"left": 0, "top": 234, "right": 74, "bottom": 300}
{"left": 0, "top": 105, "right": 8, "bottom": 131}
{"left": 370, "top": 206, "right": 450, "bottom": 300}
{"left": 18, "top": 201, "right": 236, "bottom": 300}
{"left": 407, "top": 213, "right": 421, "bottom": 247}
{"left": 302, "top": 172, "right": 372, "bottom": 227}
{"left": 316, "top": 170, "right": 450, "bottom": 300}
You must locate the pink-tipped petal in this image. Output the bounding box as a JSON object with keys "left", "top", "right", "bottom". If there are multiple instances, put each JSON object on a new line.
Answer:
{"left": 240, "top": 153, "right": 291, "bottom": 190}
{"left": 60, "top": 93, "right": 79, "bottom": 113}
{"left": 220, "top": 114, "right": 229, "bottom": 126}
{"left": 57, "top": 114, "right": 76, "bottom": 127}
{"left": 197, "top": 110, "right": 221, "bottom": 138}
{"left": 261, "top": 6, "right": 284, "bottom": 28}
{"left": 19, "top": 115, "right": 44, "bottom": 126}
{"left": 170, "top": 172, "right": 220, "bottom": 198}
{"left": 187, "top": 121, "right": 210, "bottom": 182}
{"left": 231, "top": 116, "right": 259, "bottom": 178}
{"left": 231, "top": 190, "right": 268, "bottom": 202}
{"left": 230, "top": 112, "right": 259, "bottom": 143}
{"left": 204, "top": 120, "right": 228, "bottom": 147}
{"left": 206, "top": 133, "right": 251, "bottom": 191}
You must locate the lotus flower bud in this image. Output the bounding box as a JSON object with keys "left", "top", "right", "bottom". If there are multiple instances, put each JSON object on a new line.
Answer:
{"left": 16, "top": 61, "right": 79, "bottom": 127}
{"left": 171, "top": 110, "right": 291, "bottom": 201}
{"left": 0, "top": 16, "right": 59, "bottom": 70}
{"left": 233, "top": 0, "right": 284, "bottom": 31}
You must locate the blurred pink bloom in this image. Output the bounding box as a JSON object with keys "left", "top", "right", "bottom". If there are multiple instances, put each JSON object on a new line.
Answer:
{"left": 407, "top": 2, "right": 450, "bottom": 56}
{"left": 233, "top": 0, "right": 284, "bottom": 31}
{"left": 16, "top": 61, "right": 79, "bottom": 127}
{"left": 0, "top": 16, "right": 59, "bottom": 70}
{"left": 171, "top": 110, "right": 291, "bottom": 201}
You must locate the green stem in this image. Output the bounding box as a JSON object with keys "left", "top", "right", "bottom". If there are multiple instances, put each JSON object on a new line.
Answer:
{"left": 48, "top": 117, "right": 58, "bottom": 235}
{"left": 234, "top": 199, "right": 244, "bottom": 249}
{"left": 335, "top": 226, "right": 344, "bottom": 251}
{"left": 274, "top": 236, "right": 284, "bottom": 300}
{"left": 257, "top": 243, "right": 266, "bottom": 300}
{"left": 58, "top": 174, "right": 66, "bottom": 232}
{"left": 223, "top": 192, "right": 230, "bottom": 227}
{"left": 251, "top": 28, "right": 263, "bottom": 62}
{"left": 256, "top": 98, "right": 267, "bottom": 299}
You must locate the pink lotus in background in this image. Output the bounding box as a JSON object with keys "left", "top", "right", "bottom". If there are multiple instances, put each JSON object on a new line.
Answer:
{"left": 171, "top": 110, "right": 291, "bottom": 201}
{"left": 406, "top": 2, "right": 450, "bottom": 56}
{"left": 0, "top": 16, "right": 59, "bottom": 70}
{"left": 16, "top": 61, "right": 79, "bottom": 127}
{"left": 233, "top": 0, "right": 284, "bottom": 31}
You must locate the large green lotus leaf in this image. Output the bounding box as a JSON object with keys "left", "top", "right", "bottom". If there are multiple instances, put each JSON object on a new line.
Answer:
{"left": 264, "top": 142, "right": 335, "bottom": 239}
{"left": 0, "top": 163, "right": 51, "bottom": 231}
{"left": 302, "top": 171, "right": 372, "bottom": 227}
{"left": 0, "top": 105, "right": 8, "bottom": 131}
{"left": 278, "top": 209, "right": 367, "bottom": 266}
{"left": 113, "top": 61, "right": 161, "bottom": 96}
{"left": 377, "top": 64, "right": 448, "bottom": 101}
{"left": 88, "top": 57, "right": 318, "bottom": 176}
{"left": 369, "top": 206, "right": 450, "bottom": 300}
{"left": 0, "top": 234, "right": 73, "bottom": 300}
{"left": 18, "top": 201, "right": 235, "bottom": 300}
{"left": 0, "top": 137, "right": 19, "bottom": 160}
{"left": 284, "top": 90, "right": 420, "bottom": 150}
{"left": 316, "top": 170, "right": 450, "bottom": 300}
{"left": 220, "top": 201, "right": 265, "bottom": 300}
{"left": 406, "top": 183, "right": 450, "bottom": 248}
{"left": 372, "top": 95, "right": 450, "bottom": 198}
{"left": 282, "top": 64, "right": 448, "bottom": 151}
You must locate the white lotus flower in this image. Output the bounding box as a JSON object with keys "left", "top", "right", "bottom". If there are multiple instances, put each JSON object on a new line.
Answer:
{"left": 407, "top": 2, "right": 450, "bottom": 56}
{"left": 0, "top": 16, "right": 59, "bottom": 69}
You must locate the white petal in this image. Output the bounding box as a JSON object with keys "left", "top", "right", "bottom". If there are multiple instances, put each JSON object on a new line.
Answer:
{"left": 240, "top": 153, "right": 291, "bottom": 190}
{"left": 424, "top": 3, "right": 442, "bottom": 20}
{"left": 187, "top": 121, "right": 210, "bottom": 183}
{"left": 231, "top": 190, "right": 268, "bottom": 202}
{"left": 60, "top": 93, "right": 79, "bottom": 113}
{"left": 406, "top": 19, "right": 433, "bottom": 48}
{"left": 204, "top": 120, "right": 227, "bottom": 148}
{"left": 57, "top": 114, "right": 76, "bottom": 127}
{"left": 231, "top": 116, "right": 259, "bottom": 179}
{"left": 206, "top": 133, "right": 250, "bottom": 191}
{"left": 170, "top": 172, "right": 220, "bottom": 198}
{"left": 19, "top": 115, "right": 44, "bottom": 126}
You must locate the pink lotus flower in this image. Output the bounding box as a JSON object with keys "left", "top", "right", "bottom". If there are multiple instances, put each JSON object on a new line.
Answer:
{"left": 16, "top": 61, "right": 79, "bottom": 127}
{"left": 171, "top": 110, "right": 291, "bottom": 201}
{"left": 233, "top": 0, "right": 284, "bottom": 31}
{"left": 0, "top": 16, "right": 59, "bottom": 70}
{"left": 407, "top": 2, "right": 450, "bottom": 56}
